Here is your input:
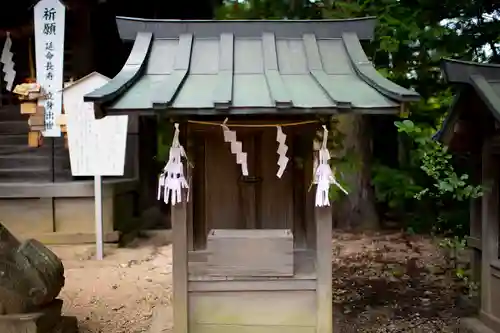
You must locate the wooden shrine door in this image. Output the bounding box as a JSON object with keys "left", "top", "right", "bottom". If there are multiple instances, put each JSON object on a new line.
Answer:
{"left": 192, "top": 127, "right": 302, "bottom": 249}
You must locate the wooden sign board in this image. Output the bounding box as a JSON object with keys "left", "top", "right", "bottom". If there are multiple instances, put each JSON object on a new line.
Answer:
{"left": 28, "top": 131, "right": 42, "bottom": 147}
{"left": 20, "top": 102, "right": 38, "bottom": 115}
{"left": 63, "top": 72, "right": 128, "bottom": 176}
{"left": 34, "top": 0, "right": 65, "bottom": 137}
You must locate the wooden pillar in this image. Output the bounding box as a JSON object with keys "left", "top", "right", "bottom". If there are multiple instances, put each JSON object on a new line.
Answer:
{"left": 172, "top": 198, "right": 188, "bottom": 333}
{"left": 470, "top": 152, "right": 483, "bottom": 301}
{"left": 315, "top": 205, "right": 332, "bottom": 333}
{"left": 186, "top": 126, "right": 194, "bottom": 251}
{"left": 481, "top": 138, "right": 499, "bottom": 314}
{"left": 470, "top": 196, "right": 482, "bottom": 295}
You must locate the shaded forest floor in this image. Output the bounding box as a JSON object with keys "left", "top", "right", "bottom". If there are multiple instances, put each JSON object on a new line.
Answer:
{"left": 51, "top": 230, "right": 472, "bottom": 333}
{"left": 331, "top": 232, "right": 470, "bottom": 332}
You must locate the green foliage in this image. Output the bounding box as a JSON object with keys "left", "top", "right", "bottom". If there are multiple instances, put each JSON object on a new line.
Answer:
{"left": 156, "top": 118, "right": 174, "bottom": 163}
{"left": 438, "top": 236, "right": 479, "bottom": 298}
{"left": 371, "top": 118, "right": 482, "bottom": 236}
{"left": 395, "top": 119, "right": 482, "bottom": 201}
{"left": 372, "top": 164, "right": 422, "bottom": 210}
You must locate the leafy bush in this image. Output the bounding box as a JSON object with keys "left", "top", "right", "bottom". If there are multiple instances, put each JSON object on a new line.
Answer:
{"left": 372, "top": 119, "right": 482, "bottom": 236}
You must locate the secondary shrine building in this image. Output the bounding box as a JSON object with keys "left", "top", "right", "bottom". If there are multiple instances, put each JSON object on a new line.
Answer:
{"left": 85, "top": 17, "right": 419, "bottom": 333}
{"left": 437, "top": 59, "right": 500, "bottom": 333}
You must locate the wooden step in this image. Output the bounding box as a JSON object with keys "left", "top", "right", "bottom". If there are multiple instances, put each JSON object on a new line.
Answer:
{"left": 0, "top": 135, "right": 31, "bottom": 145}
{"left": 0, "top": 138, "right": 67, "bottom": 150}
{"left": 0, "top": 167, "right": 71, "bottom": 182}
{"left": 0, "top": 105, "right": 26, "bottom": 121}
{"left": 0, "top": 121, "right": 29, "bottom": 134}
{"left": 0, "top": 145, "right": 52, "bottom": 156}
{"left": 0, "top": 167, "right": 52, "bottom": 181}
{"left": 0, "top": 144, "right": 69, "bottom": 158}
{"left": 0, "top": 155, "right": 68, "bottom": 168}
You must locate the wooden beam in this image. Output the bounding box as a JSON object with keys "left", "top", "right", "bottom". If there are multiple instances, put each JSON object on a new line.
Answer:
{"left": 315, "top": 205, "right": 332, "bottom": 333}
{"left": 172, "top": 197, "right": 189, "bottom": 333}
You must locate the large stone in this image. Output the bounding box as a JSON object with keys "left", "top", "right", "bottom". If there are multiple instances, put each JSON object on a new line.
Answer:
{"left": 0, "top": 299, "right": 77, "bottom": 333}
{"left": 0, "top": 223, "right": 65, "bottom": 314}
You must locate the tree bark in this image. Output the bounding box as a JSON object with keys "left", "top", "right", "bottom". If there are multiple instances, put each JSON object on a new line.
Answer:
{"left": 333, "top": 114, "right": 379, "bottom": 230}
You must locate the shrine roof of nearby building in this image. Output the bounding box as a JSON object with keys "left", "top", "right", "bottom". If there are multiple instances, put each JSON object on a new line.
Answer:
{"left": 84, "top": 16, "right": 420, "bottom": 119}
{"left": 435, "top": 59, "right": 500, "bottom": 144}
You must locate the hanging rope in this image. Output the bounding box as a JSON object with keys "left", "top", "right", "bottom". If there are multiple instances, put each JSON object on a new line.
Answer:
{"left": 187, "top": 119, "right": 319, "bottom": 128}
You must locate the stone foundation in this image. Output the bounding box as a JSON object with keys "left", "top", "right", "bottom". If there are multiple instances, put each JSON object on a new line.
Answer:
{"left": 0, "top": 300, "right": 77, "bottom": 333}
{"left": 459, "top": 317, "right": 496, "bottom": 333}
{"left": 0, "top": 179, "right": 137, "bottom": 244}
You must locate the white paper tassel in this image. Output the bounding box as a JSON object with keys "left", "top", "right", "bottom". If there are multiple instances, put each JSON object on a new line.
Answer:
{"left": 157, "top": 123, "right": 189, "bottom": 205}
{"left": 221, "top": 119, "right": 248, "bottom": 176}
{"left": 314, "top": 125, "right": 348, "bottom": 207}
{"left": 1, "top": 32, "right": 15, "bottom": 91}
{"left": 276, "top": 126, "right": 289, "bottom": 178}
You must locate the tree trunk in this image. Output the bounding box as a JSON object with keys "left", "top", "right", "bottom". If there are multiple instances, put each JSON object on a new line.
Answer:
{"left": 333, "top": 114, "right": 379, "bottom": 230}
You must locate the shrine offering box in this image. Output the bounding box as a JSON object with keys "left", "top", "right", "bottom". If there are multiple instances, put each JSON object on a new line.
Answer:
{"left": 206, "top": 229, "right": 294, "bottom": 277}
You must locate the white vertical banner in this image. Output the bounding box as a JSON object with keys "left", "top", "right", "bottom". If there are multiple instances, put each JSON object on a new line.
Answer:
{"left": 34, "top": 0, "right": 65, "bottom": 137}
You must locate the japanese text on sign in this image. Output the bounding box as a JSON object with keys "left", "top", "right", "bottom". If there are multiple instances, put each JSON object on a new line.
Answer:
{"left": 34, "top": 0, "right": 65, "bottom": 137}
{"left": 42, "top": 8, "right": 56, "bottom": 129}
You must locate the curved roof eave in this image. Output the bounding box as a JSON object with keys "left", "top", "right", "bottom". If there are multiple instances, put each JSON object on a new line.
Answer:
{"left": 342, "top": 32, "right": 419, "bottom": 103}
{"left": 84, "top": 32, "right": 153, "bottom": 118}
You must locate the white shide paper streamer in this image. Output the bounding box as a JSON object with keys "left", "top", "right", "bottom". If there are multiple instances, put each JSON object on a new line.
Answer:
{"left": 221, "top": 120, "right": 248, "bottom": 176}
{"left": 1, "top": 32, "right": 15, "bottom": 91}
{"left": 157, "top": 123, "right": 189, "bottom": 205}
{"left": 276, "top": 126, "right": 289, "bottom": 178}
{"left": 314, "top": 125, "right": 348, "bottom": 207}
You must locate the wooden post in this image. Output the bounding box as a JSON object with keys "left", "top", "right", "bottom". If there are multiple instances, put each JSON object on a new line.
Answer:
{"left": 172, "top": 197, "right": 188, "bottom": 333}
{"left": 186, "top": 126, "right": 194, "bottom": 251}
{"left": 94, "top": 175, "right": 104, "bottom": 260}
{"left": 468, "top": 153, "right": 482, "bottom": 298}
{"left": 481, "top": 138, "right": 499, "bottom": 314}
{"left": 315, "top": 205, "right": 332, "bottom": 333}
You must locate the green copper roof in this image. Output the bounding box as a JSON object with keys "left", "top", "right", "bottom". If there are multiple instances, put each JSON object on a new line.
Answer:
{"left": 436, "top": 59, "right": 500, "bottom": 144}
{"left": 85, "top": 17, "right": 419, "bottom": 118}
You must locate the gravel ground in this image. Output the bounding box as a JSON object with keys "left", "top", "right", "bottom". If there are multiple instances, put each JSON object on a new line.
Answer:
{"left": 49, "top": 231, "right": 468, "bottom": 333}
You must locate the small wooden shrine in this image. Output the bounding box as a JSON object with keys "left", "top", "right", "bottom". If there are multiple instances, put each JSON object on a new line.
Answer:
{"left": 85, "top": 16, "right": 419, "bottom": 333}
{"left": 437, "top": 59, "right": 500, "bottom": 333}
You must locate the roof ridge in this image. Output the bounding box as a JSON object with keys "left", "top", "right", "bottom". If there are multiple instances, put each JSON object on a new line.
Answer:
{"left": 116, "top": 16, "right": 376, "bottom": 24}
{"left": 116, "top": 16, "right": 377, "bottom": 41}
{"left": 442, "top": 58, "right": 500, "bottom": 83}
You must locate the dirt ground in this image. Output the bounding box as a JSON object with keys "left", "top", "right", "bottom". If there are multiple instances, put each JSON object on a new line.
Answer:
{"left": 49, "top": 231, "right": 469, "bottom": 333}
